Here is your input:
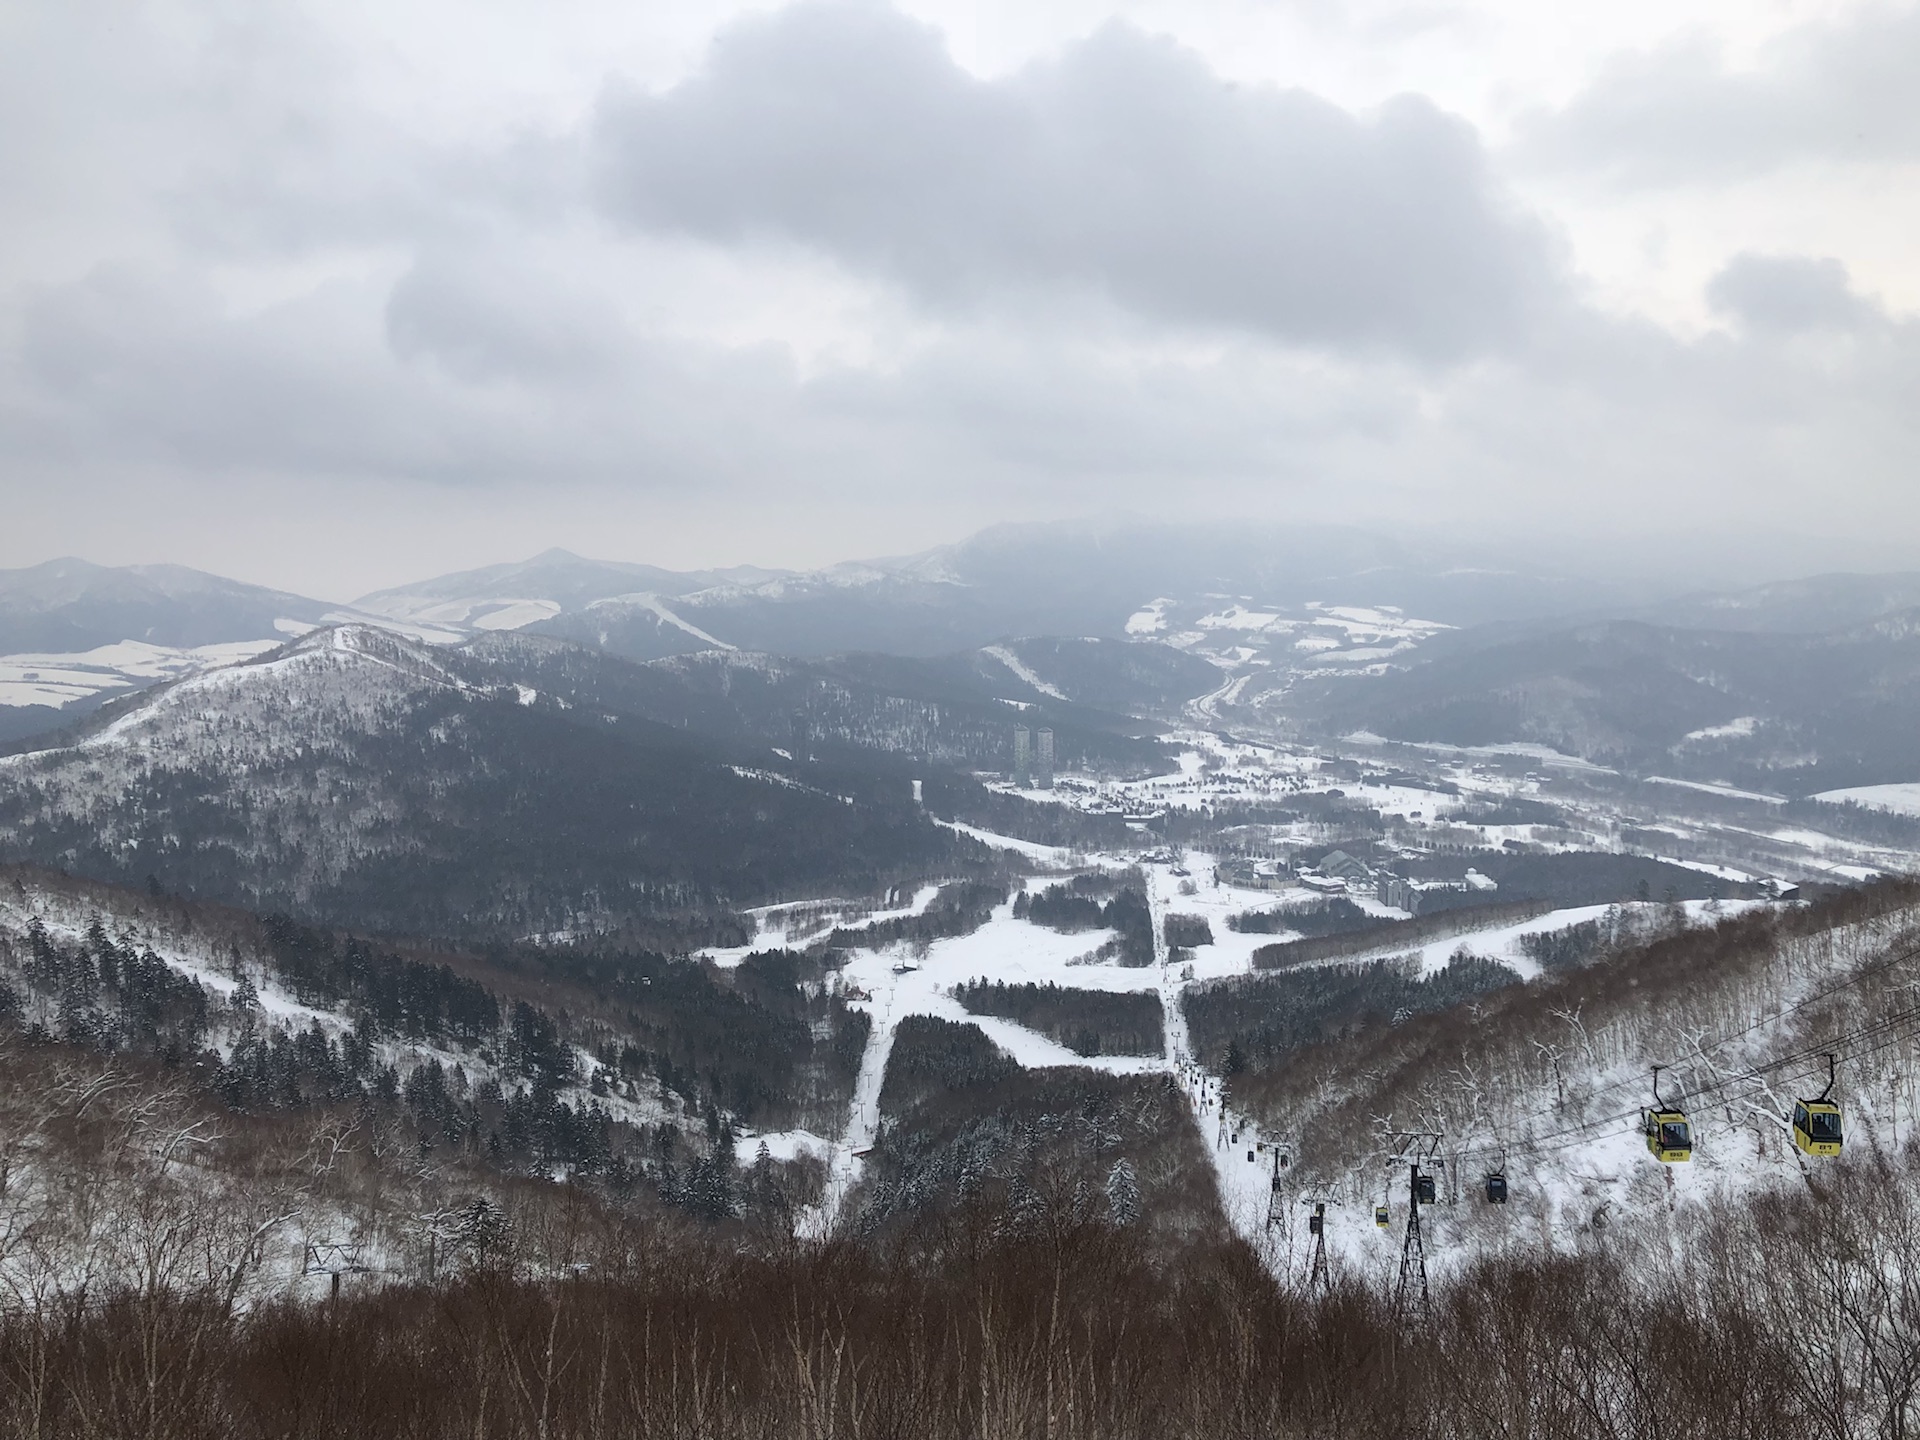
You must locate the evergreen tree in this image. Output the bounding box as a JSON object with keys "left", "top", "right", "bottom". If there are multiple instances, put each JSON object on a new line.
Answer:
{"left": 1107, "top": 1159, "right": 1141, "bottom": 1226}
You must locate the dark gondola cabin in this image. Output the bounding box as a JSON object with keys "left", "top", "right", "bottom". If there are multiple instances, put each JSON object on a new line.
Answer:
{"left": 1413, "top": 1173, "right": 1437, "bottom": 1205}
{"left": 1485, "top": 1173, "right": 1508, "bottom": 1204}
{"left": 1792, "top": 1100, "right": 1842, "bottom": 1157}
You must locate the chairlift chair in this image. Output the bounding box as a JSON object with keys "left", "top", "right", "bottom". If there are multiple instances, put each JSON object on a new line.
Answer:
{"left": 1792, "top": 1054, "right": 1844, "bottom": 1158}
{"left": 1643, "top": 1066, "right": 1693, "bottom": 1163}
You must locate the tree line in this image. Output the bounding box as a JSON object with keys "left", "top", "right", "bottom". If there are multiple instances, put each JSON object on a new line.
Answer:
{"left": 952, "top": 979, "right": 1164, "bottom": 1057}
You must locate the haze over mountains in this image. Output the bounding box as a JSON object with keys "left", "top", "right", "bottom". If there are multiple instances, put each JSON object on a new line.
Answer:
{"left": 12, "top": 0, "right": 1920, "bottom": 1426}
{"left": 8, "top": 522, "right": 1920, "bottom": 802}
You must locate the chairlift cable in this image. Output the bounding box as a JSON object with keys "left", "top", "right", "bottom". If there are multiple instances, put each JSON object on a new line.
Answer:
{"left": 1425, "top": 1000, "right": 1920, "bottom": 1170}
{"left": 1451, "top": 1012, "right": 1920, "bottom": 1168}
{"left": 1460, "top": 934, "right": 1920, "bottom": 1144}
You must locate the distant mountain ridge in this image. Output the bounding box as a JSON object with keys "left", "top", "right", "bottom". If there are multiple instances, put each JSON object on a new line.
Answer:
{"left": 1648, "top": 572, "right": 1920, "bottom": 635}
{"left": 1298, "top": 609, "right": 1920, "bottom": 794}
{"left": 14, "top": 533, "right": 1920, "bottom": 765}
{"left": 0, "top": 557, "right": 333, "bottom": 653}
{"left": 351, "top": 548, "right": 789, "bottom": 633}
{"left": 0, "top": 626, "right": 978, "bottom": 937}
{"left": 0, "top": 620, "right": 1213, "bottom": 935}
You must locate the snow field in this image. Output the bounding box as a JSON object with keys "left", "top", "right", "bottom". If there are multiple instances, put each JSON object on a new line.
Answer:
{"left": 701, "top": 885, "right": 944, "bottom": 967}
{"left": 1813, "top": 781, "right": 1920, "bottom": 818}
{"left": 0, "top": 638, "right": 284, "bottom": 710}
{"left": 795, "top": 845, "right": 1764, "bottom": 1260}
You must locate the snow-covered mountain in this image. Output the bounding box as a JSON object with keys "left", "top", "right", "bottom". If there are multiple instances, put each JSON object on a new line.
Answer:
{"left": 357, "top": 523, "right": 1638, "bottom": 668}
{"left": 0, "top": 558, "right": 461, "bottom": 744}
{"left": 0, "top": 618, "right": 1223, "bottom": 937}
{"left": 1647, "top": 570, "right": 1920, "bottom": 635}
{"left": 0, "top": 557, "right": 339, "bottom": 653}
{"left": 26, "top": 533, "right": 1920, "bottom": 765}
{"left": 0, "top": 626, "right": 977, "bottom": 937}
{"left": 351, "top": 547, "right": 786, "bottom": 634}
{"left": 1295, "top": 610, "right": 1920, "bottom": 794}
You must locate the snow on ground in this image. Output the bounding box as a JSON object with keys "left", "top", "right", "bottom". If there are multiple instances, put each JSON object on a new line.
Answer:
{"left": 1653, "top": 856, "right": 1759, "bottom": 884}
{"left": 1308, "top": 603, "right": 1449, "bottom": 637}
{"left": 981, "top": 644, "right": 1066, "bottom": 700}
{"left": 1172, "top": 900, "right": 1838, "bottom": 1288}
{"left": 811, "top": 896, "right": 1181, "bottom": 1232}
{"left": 0, "top": 638, "right": 283, "bottom": 709}
{"left": 1814, "top": 781, "right": 1920, "bottom": 818}
{"left": 0, "top": 880, "right": 684, "bottom": 1143}
{"left": 350, "top": 591, "right": 561, "bottom": 631}
{"left": 1336, "top": 780, "right": 1468, "bottom": 820}
{"left": 834, "top": 901, "right": 1166, "bottom": 1026}
{"left": 1146, "top": 859, "right": 1308, "bottom": 978}
{"left": 807, "top": 979, "right": 899, "bottom": 1238}
{"left": 1646, "top": 775, "right": 1785, "bottom": 804}
{"left": 590, "top": 592, "right": 736, "bottom": 650}
{"left": 1681, "top": 716, "right": 1759, "bottom": 742}
{"left": 1178, "top": 1064, "right": 1288, "bottom": 1249}
{"left": 471, "top": 599, "right": 563, "bottom": 630}
{"left": 1822, "top": 863, "right": 1887, "bottom": 881}
{"left": 1125, "top": 599, "right": 1173, "bottom": 635}
{"left": 1197, "top": 605, "right": 1288, "bottom": 633}
{"left": 1704, "top": 818, "right": 1912, "bottom": 882}
{"left": 699, "top": 885, "right": 944, "bottom": 966}
{"left": 1352, "top": 734, "right": 1615, "bottom": 773}
{"left": 737, "top": 1128, "right": 832, "bottom": 1165}
{"left": 931, "top": 818, "right": 1076, "bottom": 865}
{"left": 1228, "top": 898, "right": 1764, "bottom": 982}
{"left": 801, "top": 847, "right": 1819, "bottom": 1249}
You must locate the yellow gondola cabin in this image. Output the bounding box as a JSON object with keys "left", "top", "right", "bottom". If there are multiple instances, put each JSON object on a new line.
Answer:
{"left": 1644, "top": 1109, "right": 1693, "bottom": 1162}
{"left": 1793, "top": 1056, "right": 1843, "bottom": 1157}
{"left": 1792, "top": 1100, "right": 1842, "bottom": 1157}
{"left": 1643, "top": 1067, "right": 1691, "bottom": 1162}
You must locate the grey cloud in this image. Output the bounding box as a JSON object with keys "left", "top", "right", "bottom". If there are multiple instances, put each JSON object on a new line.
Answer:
{"left": 9, "top": 0, "right": 1920, "bottom": 585}
{"left": 16, "top": 240, "right": 1920, "bottom": 559}
{"left": 592, "top": 3, "right": 1562, "bottom": 361}
{"left": 385, "top": 251, "right": 628, "bottom": 383}
{"left": 1706, "top": 254, "right": 1876, "bottom": 334}
{"left": 1515, "top": 7, "right": 1920, "bottom": 186}
{"left": 15, "top": 264, "right": 475, "bottom": 476}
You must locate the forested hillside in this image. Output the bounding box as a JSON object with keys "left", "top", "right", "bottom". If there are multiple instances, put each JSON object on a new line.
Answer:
{"left": 0, "top": 629, "right": 988, "bottom": 939}
{"left": 0, "top": 865, "right": 867, "bottom": 1238}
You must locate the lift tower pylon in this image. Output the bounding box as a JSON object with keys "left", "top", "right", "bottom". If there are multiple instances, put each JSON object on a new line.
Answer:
{"left": 1263, "top": 1146, "right": 1287, "bottom": 1232}
{"left": 1307, "top": 1202, "right": 1330, "bottom": 1293}
{"left": 1394, "top": 1162, "right": 1433, "bottom": 1325}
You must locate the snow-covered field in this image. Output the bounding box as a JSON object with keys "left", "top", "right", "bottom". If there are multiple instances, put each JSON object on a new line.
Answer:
{"left": 772, "top": 789, "right": 1871, "bottom": 1284}
{"left": 1125, "top": 596, "right": 1455, "bottom": 680}
{"left": 0, "top": 637, "right": 285, "bottom": 709}
{"left": 1814, "top": 781, "right": 1920, "bottom": 818}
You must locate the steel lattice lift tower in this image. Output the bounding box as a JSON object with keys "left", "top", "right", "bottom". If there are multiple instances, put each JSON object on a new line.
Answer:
{"left": 1306, "top": 1201, "right": 1330, "bottom": 1292}
{"left": 1263, "top": 1146, "right": 1286, "bottom": 1232}
{"left": 1386, "top": 1131, "right": 1442, "bottom": 1324}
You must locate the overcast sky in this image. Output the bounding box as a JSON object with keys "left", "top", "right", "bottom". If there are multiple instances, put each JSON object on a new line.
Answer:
{"left": 3, "top": 0, "right": 1917, "bottom": 599}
